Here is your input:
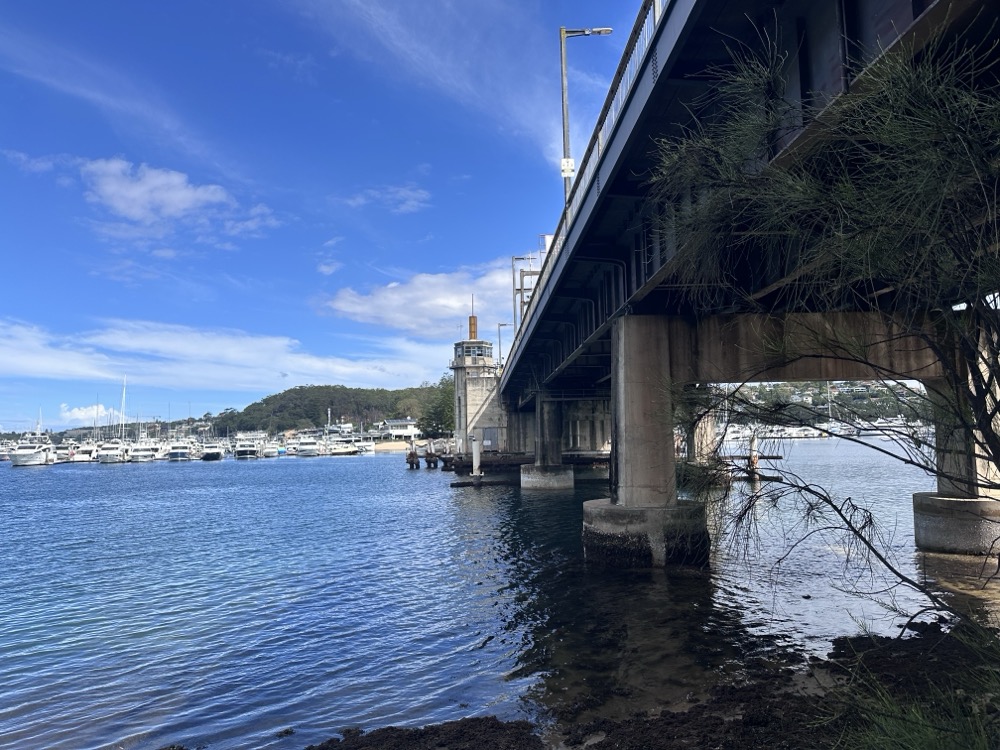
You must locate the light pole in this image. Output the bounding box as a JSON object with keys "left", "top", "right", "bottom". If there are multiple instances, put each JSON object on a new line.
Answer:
{"left": 560, "top": 26, "right": 612, "bottom": 203}
{"left": 497, "top": 322, "right": 512, "bottom": 368}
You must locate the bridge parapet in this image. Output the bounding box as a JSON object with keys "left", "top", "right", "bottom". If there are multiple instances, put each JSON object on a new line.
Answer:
{"left": 506, "top": 0, "right": 677, "bottom": 380}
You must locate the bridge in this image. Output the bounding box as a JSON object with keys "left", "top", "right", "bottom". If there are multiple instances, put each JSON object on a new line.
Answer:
{"left": 493, "top": 0, "right": 1000, "bottom": 565}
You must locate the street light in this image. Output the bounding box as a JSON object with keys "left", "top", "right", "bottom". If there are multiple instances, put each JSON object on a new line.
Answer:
{"left": 497, "top": 322, "right": 512, "bottom": 368}
{"left": 560, "top": 26, "right": 612, "bottom": 203}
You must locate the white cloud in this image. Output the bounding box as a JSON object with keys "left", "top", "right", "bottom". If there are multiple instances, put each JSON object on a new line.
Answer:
{"left": 326, "top": 262, "right": 512, "bottom": 337}
{"left": 0, "top": 321, "right": 115, "bottom": 381}
{"left": 59, "top": 402, "right": 122, "bottom": 427}
{"left": 86, "top": 219, "right": 172, "bottom": 243}
{"left": 10, "top": 151, "right": 280, "bottom": 250}
{"left": 317, "top": 260, "right": 342, "bottom": 275}
{"left": 344, "top": 184, "right": 431, "bottom": 214}
{"left": 80, "top": 157, "right": 233, "bottom": 224}
{"left": 3, "top": 149, "right": 62, "bottom": 173}
{"left": 224, "top": 203, "right": 282, "bottom": 236}
{"left": 0, "top": 22, "right": 213, "bottom": 162}
{"left": 287, "top": 0, "right": 624, "bottom": 165}
{"left": 257, "top": 48, "right": 319, "bottom": 84}
{"left": 293, "top": 0, "right": 540, "bottom": 120}
{"left": 0, "top": 318, "right": 449, "bottom": 396}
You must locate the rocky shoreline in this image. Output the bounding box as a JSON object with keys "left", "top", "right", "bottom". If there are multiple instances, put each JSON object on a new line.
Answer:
{"left": 157, "top": 622, "right": 994, "bottom": 750}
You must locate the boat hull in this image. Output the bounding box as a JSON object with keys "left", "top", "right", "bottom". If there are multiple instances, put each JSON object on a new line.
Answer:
{"left": 10, "top": 451, "right": 53, "bottom": 467}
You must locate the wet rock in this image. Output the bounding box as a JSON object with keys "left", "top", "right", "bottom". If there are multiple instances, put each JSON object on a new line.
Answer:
{"left": 305, "top": 717, "right": 545, "bottom": 749}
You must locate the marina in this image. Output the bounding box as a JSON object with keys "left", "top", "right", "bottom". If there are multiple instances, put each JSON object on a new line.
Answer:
{"left": 0, "top": 432, "right": 390, "bottom": 466}
{"left": 0, "top": 414, "right": 933, "bottom": 469}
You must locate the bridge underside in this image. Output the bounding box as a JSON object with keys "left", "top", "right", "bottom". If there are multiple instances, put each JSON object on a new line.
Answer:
{"left": 500, "top": 0, "right": 1000, "bottom": 566}
{"left": 503, "top": 0, "right": 998, "bottom": 403}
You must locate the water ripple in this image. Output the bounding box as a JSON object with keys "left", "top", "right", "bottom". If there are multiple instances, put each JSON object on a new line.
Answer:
{"left": 0, "top": 444, "right": 953, "bottom": 749}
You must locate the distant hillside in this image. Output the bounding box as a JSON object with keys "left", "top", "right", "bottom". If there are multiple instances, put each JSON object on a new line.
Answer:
{"left": 211, "top": 381, "right": 448, "bottom": 435}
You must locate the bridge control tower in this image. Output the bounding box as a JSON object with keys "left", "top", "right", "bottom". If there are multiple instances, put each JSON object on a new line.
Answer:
{"left": 450, "top": 312, "right": 503, "bottom": 454}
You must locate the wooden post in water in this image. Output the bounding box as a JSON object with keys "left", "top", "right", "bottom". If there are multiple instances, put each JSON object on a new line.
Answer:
{"left": 424, "top": 441, "right": 439, "bottom": 469}
{"left": 406, "top": 439, "right": 420, "bottom": 469}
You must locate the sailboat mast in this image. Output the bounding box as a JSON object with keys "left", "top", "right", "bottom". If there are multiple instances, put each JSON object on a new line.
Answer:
{"left": 119, "top": 376, "right": 127, "bottom": 440}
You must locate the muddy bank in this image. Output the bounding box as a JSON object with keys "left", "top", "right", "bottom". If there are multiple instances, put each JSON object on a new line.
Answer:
{"left": 294, "top": 622, "right": 999, "bottom": 750}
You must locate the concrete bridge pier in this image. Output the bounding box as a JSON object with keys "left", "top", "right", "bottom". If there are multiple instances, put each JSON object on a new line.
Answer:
{"left": 684, "top": 386, "right": 716, "bottom": 464}
{"left": 914, "top": 377, "right": 1000, "bottom": 555}
{"left": 583, "top": 316, "right": 709, "bottom": 566}
{"left": 521, "top": 390, "right": 574, "bottom": 490}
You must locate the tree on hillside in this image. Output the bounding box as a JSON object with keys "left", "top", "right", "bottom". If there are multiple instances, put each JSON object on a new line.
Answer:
{"left": 418, "top": 374, "right": 455, "bottom": 438}
{"left": 392, "top": 396, "right": 423, "bottom": 420}
{"left": 207, "top": 384, "right": 440, "bottom": 434}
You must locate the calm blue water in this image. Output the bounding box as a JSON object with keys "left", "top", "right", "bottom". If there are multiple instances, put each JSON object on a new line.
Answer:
{"left": 0, "top": 443, "right": 955, "bottom": 749}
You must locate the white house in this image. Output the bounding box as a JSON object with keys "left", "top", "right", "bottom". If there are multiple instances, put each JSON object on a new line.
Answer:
{"left": 378, "top": 418, "right": 422, "bottom": 440}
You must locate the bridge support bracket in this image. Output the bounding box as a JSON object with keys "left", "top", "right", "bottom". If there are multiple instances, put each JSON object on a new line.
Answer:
{"left": 521, "top": 464, "right": 575, "bottom": 490}
{"left": 913, "top": 493, "right": 1000, "bottom": 555}
{"left": 582, "top": 498, "right": 709, "bottom": 567}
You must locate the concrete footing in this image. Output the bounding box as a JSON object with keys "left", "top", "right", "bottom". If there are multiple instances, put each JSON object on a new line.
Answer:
{"left": 582, "top": 498, "right": 710, "bottom": 567}
{"left": 913, "top": 492, "right": 1000, "bottom": 555}
{"left": 520, "top": 464, "right": 575, "bottom": 490}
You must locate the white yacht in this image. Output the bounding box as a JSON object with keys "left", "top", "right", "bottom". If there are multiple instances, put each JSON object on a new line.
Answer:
{"left": 233, "top": 439, "right": 260, "bottom": 459}
{"left": 719, "top": 423, "right": 754, "bottom": 443}
{"left": 54, "top": 440, "right": 79, "bottom": 463}
{"left": 130, "top": 441, "right": 160, "bottom": 462}
{"left": 261, "top": 441, "right": 281, "bottom": 458}
{"left": 326, "top": 441, "right": 359, "bottom": 456}
{"left": 70, "top": 442, "right": 101, "bottom": 462}
{"left": 201, "top": 442, "right": 226, "bottom": 461}
{"left": 10, "top": 432, "right": 55, "bottom": 467}
{"left": 167, "top": 441, "right": 194, "bottom": 461}
{"left": 296, "top": 436, "right": 322, "bottom": 457}
{"left": 97, "top": 440, "right": 131, "bottom": 464}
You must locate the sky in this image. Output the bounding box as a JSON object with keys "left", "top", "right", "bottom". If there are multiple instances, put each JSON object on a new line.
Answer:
{"left": 0, "top": 0, "right": 638, "bottom": 432}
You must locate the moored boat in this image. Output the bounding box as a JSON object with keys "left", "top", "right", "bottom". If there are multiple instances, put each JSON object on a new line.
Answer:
{"left": 70, "top": 442, "right": 101, "bottom": 462}
{"left": 326, "top": 441, "right": 359, "bottom": 456}
{"left": 54, "top": 440, "right": 79, "bottom": 463}
{"left": 167, "top": 441, "right": 194, "bottom": 461}
{"left": 233, "top": 439, "right": 261, "bottom": 459}
{"left": 130, "top": 441, "right": 160, "bottom": 462}
{"left": 97, "top": 439, "right": 131, "bottom": 464}
{"left": 10, "top": 431, "right": 56, "bottom": 467}
{"left": 296, "top": 436, "right": 322, "bottom": 457}
{"left": 201, "top": 442, "right": 226, "bottom": 461}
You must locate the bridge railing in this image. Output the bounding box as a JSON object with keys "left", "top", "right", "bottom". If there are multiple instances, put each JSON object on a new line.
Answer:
{"left": 509, "top": 0, "right": 669, "bottom": 367}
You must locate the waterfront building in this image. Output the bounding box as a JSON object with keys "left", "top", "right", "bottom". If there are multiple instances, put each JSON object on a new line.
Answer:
{"left": 377, "top": 418, "right": 423, "bottom": 441}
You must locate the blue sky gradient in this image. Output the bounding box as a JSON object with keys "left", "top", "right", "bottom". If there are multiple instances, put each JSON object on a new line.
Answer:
{"left": 0, "top": 0, "right": 637, "bottom": 430}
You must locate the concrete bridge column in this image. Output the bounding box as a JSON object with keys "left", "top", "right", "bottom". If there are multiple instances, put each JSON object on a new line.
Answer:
{"left": 913, "top": 377, "right": 1000, "bottom": 554}
{"left": 683, "top": 386, "right": 716, "bottom": 464}
{"left": 505, "top": 407, "right": 534, "bottom": 454}
{"left": 583, "top": 315, "right": 709, "bottom": 566}
{"left": 521, "top": 390, "right": 574, "bottom": 489}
